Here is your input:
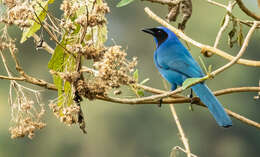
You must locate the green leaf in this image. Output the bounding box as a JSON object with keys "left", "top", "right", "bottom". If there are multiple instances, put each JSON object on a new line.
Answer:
{"left": 116, "top": 0, "right": 135, "bottom": 7}
{"left": 238, "top": 23, "right": 244, "bottom": 47}
{"left": 133, "top": 69, "right": 138, "bottom": 82}
{"left": 48, "top": 0, "right": 55, "bottom": 4}
{"left": 48, "top": 36, "right": 67, "bottom": 106}
{"left": 48, "top": 37, "right": 67, "bottom": 70}
{"left": 20, "top": 0, "right": 51, "bottom": 43}
{"left": 137, "top": 89, "right": 144, "bottom": 97}
{"left": 53, "top": 75, "right": 63, "bottom": 106}
{"left": 182, "top": 77, "right": 203, "bottom": 89}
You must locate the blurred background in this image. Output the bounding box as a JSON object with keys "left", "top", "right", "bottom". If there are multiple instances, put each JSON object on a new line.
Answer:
{"left": 0, "top": 0, "right": 260, "bottom": 157}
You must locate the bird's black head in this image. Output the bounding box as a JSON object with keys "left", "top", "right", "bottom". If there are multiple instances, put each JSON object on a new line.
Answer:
{"left": 142, "top": 27, "right": 168, "bottom": 47}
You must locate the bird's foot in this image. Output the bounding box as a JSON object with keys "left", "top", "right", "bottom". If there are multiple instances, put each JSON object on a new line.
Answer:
{"left": 190, "top": 97, "right": 200, "bottom": 104}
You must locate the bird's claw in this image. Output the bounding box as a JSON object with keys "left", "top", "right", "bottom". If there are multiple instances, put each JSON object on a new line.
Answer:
{"left": 158, "top": 98, "right": 163, "bottom": 108}
{"left": 190, "top": 97, "right": 200, "bottom": 104}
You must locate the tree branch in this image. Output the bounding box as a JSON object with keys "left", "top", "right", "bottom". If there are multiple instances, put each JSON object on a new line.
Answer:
{"left": 236, "top": 0, "right": 260, "bottom": 21}
{"left": 141, "top": 0, "right": 180, "bottom": 6}
{"left": 0, "top": 75, "right": 25, "bottom": 81}
{"left": 211, "top": 1, "right": 236, "bottom": 48}
{"left": 8, "top": 46, "right": 57, "bottom": 91}
{"left": 144, "top": 7, "right": 260, "bottom": 67}
{"left": 211, "top": 21, "right": 258, "bottom": 76}
{"left": 32, "top": 34, "right": 54, "bottom": 54}
{"left": 226, "top": 108, "right": 260, "bottom": 129}
{"left": 170, "top": 104, "right": 192, "bottom": 157}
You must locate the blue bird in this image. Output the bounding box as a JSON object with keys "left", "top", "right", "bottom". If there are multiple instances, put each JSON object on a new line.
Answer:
{"left": 142, "top": 27, "right": 232, "bottom": 127}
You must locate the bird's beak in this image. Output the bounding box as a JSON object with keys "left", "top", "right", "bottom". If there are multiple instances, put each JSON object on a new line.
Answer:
{"left": 142, "top": 28, "right": 155, "bottom": 36}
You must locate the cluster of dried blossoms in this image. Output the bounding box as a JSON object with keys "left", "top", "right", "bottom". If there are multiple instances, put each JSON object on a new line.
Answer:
{"left": 94, "top": 46, "right": 137, "bottom": 88}
{"left": 61, "top": 45, "right": 137, "bottom": 100}
{"left": 0, "top": 24, "right": 46, "bottom": 139}
{"left": 57, "top": 0, "right": 137, "bottom": 100}
{"left": 9, "top": 99, "right": 46, "bottom": 139}
{"left": 49, "top": 102, "right": 80, "bottom": 125}
{"left": 0, "top": 39, "right": 13, "bottom": 51}
{"left": 0, "top": 0, "right": 43, "bottom": 28}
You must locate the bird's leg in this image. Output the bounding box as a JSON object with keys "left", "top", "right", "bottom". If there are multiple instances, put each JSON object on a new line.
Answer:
{"left": 189, "top": 88, "right": 193, "bottom": 98}
{"left": 188, "top": 88, "right": 200, "bottom": 110}
{"left": 189, "top": 88, "right": 194, "bottom": 111}
{"left": 158, "top": 98, "right": 163, "bottom": 108}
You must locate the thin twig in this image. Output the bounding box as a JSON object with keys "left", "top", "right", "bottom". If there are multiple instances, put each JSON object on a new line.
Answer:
{"left": 32, "top": 34, "right": 54, "bottom": 54}
{"left": 144, "top": 7, "right": 260, "bottom": 67}
{"left": 170, "top": 105, "right": 192, "bottom": 157}
{"left": 141, "top": 0, "right": 180, "bottom": 6}
{"left": 171, "top": 146, "right": 198, "bottom": 157}
{"left": 8, "top": 46, "right": 57, "bottom": 91}
{"left": 214, "top": 86, "right": 260, "bottom": 96}
{"left": 225, "top": 108, "right": 260, "bottom": 129}
{"left": 0, "top": 75, "right": 25, "bottom": 81}
{"left": 214, "top": 14, "right": 230, "bottom": 48}
{"left": 161, "top": 75, "right": 193, "bottom": 157}
{"left": 32, "top": 12, "right": 76, "bottom": 58}
{"left": 212, "top": 1, "right": 235, "bottom": 48}
{"left": 236, "top": 0, "right": 260, "bottom": 20}
{"left": 207, "top": 0, "right": 228, "bottom": 9}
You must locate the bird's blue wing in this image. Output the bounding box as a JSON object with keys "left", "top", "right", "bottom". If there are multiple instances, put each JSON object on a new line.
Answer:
{"left": 165, "top": 58, "right": 204, "bottom": 78}
{"left": 156, "top": 50, "right": 204, "bottom": 79}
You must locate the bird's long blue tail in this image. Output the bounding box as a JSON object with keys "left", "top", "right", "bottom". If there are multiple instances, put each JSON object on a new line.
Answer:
{"left": 191, "top": 83, "right": 232, "bottom": 127}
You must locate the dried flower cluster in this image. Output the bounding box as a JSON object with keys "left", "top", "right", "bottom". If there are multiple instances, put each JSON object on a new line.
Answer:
{"left": 76, "top": 79, "right": 107, "bottom": 100}
{"left": 66, "top": 43, "right": 106, "bottom": 61}
{"left": 1, "top": 1, "right": 33, "bottom": 27}
{"left": 9, "top": 99, "right": 46, "bottom": 139}
{"left": 0, "top": 25, "right": 46, "bottom": 139}
{"left": 82, "top": 44, "right": 106, "bottom": 61}
{"left": 75, "top": 1, "right": 109, "bottom": 27}
{"left": 0, "top": 39, "right": 16, "bottom": 52}
{"left": 76, "top": 46, "right": 137, "bottom": 99}
{"left": 60, "top": 18, "right": 77, "bottom": 32}
{"left": 9, "top": 116, "right": 46, "bottom": 139}
{"left": 56, "top": 45, "right": 137, "bottom": 100}
{"left": 49, "top": 103, "right": 81, "bottom": 125}
{"left": 94, "top": 46, "right": 137, "bottom": 86}
{"left": 60, "top": 0, "right": 81, "bottom": 18}
{"left": 60, "top": 0, "right": 109, "bottom": 27}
